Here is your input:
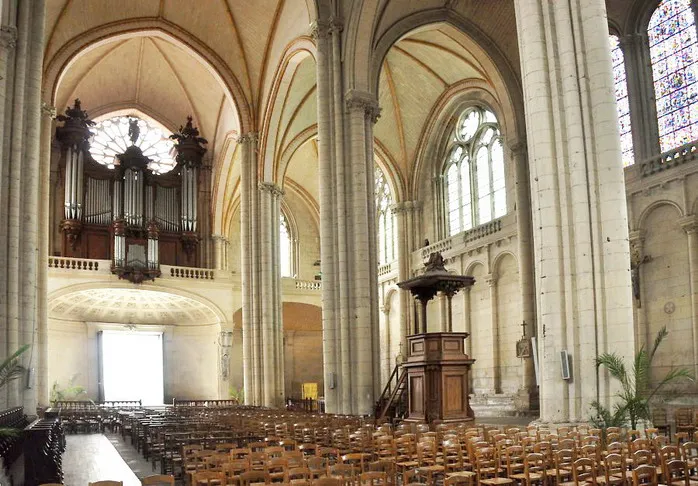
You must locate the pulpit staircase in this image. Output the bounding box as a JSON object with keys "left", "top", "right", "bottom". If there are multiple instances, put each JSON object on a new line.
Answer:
{"left": 374, "top": 364, "right": 408, "bottom": 423}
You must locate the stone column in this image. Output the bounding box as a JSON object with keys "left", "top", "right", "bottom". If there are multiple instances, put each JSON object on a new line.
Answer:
{"left": 312, "top": 19, "right": 339, "bottom": 413}
{"left": 393, "top": 201, "right": 419, "bottom": 343}
{"left": 437, "top": 292, "right": 449, "bottom": 332}
{"left": 258, "top": 181, "right": 285, "bottom": 407}
{"left": 238, "top": 132, "right": 262, "bottom": 405}
{"left": 486, "top": 273, "right": 500, "bottom": 394}
{"left": 510, "top": 142, "right": 537, "bottom": 402}
{"left": 621, "top": 33, "right": 660, "bottom": 161}
{"left": 679, "top": 216, "right": 698, "bottom": 380}
{"left": 38, "top": 103, "right": 56, "bottom": 407}
{"left": 515, "top": 0, "right": 634, "bottom": 422}
{"left": 462, "top": 287, "right": 472, "bottom": 355}
{"left": 212, "top": 234, "right": 229, "bottom": 271}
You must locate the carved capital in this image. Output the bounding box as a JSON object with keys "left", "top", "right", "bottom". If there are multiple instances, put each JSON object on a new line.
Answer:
{"left": 485, "top": 273, "right": 497, "bottom": 287}
{"left": 328, "top": 17, "right": 343, "bottom": 34}
{"left": 237, "top": 132, "right": 259, "bottom": 145}
{"left": 619, "top": 32, "right": 643, "bottom": 49}
{"left": 345, "top": 89, "right": 381, "bottom": 123}
{"left": 309, "top": 21, "right": 330, "bottom": 40}
{"left": 508, "top": 140, "right": 527, "bottom": 157}
{"left": 212, "top": 233, "right": 229, "bottom": 244}
{"left": 391, "top": 200, "right": 422, "bottom": 215}
{"left": 41, "top": 102, "right": 57, "bottom": 119}
{"left": 0, "top": 26, "right": 17, "bottom": 50}
{"left": 258, "top": 181, "right": 284, "bottom": 197}
{"left": 679, "top": 215, "right": 698, "bottom": 235}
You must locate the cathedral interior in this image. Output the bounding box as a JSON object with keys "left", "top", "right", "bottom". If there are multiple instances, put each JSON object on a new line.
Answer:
{"left": 1, "top": 0, "right": 698, "bottom": 483}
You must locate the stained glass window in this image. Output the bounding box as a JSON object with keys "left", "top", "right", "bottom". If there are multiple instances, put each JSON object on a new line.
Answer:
{"left": 648, "top": 0, "right": 698, "bottom": 153}
{"left": 375, "top": 165, "right": 396, "bottom": 265}
{"left": 444, "top": 107, "right": 506, "bottom": 236}
{"left": 90, "top": 116, "right": 176, "bottom": 174}
{"left": 280, "top": 213, "right": 293, "bottom": 277}
{"left": 609, "top": 35, "right": 635, "bottom": 166}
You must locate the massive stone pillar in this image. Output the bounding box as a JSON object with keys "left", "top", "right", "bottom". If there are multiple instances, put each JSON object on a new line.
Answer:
{"left": 239, "top": 133, "right": 263, "bottom": 405}
{"left": 515, "top": 0, "right": 634, "bottom": 422}
{"left": 0, "top": 0, "right": 46, "bottom": 412}
{"left": 314, "top": 17, "right": 380, "bottom": 415}
{"left": 393, "top": 201, "right": 420, "bottom": 347}
{"left": 258, "top": 182, "right": 285, "bottom": 407}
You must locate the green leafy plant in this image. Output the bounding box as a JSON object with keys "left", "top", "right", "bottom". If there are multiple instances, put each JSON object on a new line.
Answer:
{"left": 229, "top": 386, "right": 244, "bottom": 404}
{"left": 591, "top": 326, "right": 694, "bottom": 430}
{"left": 0, "top": 344, "right": 30, "bottom": 438}
{"left": 50, "top": 374, "right": 87, "bottom": 404}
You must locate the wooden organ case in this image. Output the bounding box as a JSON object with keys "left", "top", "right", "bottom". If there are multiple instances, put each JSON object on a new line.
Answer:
{"left": 54, "top": 100, "right": 208, "bottom": 282}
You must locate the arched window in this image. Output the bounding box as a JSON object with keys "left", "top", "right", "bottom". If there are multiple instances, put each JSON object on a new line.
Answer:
{"left": 648, "top": 0, "right": 698, "bottom": 153}
{"left": 609, "top": 35, "right": 635, "bottom": 167}
{"left": 89, "top": 115, "right": 176, "bottom": 174}
{"left": 280, "top": 212, "right": 293, "bottom": 277}
{"left": 444, "top": 107, "right": 505, "bottom": 236}
{"left": 375, "top": 165, "right": 396, "bottom": 264}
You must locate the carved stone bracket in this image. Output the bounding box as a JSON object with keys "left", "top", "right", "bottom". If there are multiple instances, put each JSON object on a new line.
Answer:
{"left": 309, "top": 20, "right": 330, "bottom": 40}
{"left": 679, "top": 215, "right": 698, "bottom": 235}
{"left": 391, "top": 200, "right": 422, "bottom": 215}
{"left": 345, "top": 89, "right": 381, "bottom": 124}
{"left": 181, "top": 231, "right": 199, "bottom": 258}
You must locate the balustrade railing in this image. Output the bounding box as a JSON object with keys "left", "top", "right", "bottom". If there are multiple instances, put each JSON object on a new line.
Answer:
{"left": 378, "top": 262, "right": 395, "bottom": 277}
{"left": 48, "top": 256, "right": 101, "bottom": 271}
{"left": 639, "top": 141, "right": 698, "bottom": 177}
{"left": 167, "top": 266, "right": 215, "bottom": 280}
{"left": 294, "top": 279, "right": 322, "bottom": 290}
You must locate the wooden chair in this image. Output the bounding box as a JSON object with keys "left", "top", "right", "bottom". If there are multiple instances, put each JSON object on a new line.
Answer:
{"left": 239, "top": 470, "right": 270, "bottom": 486}
{"left": 359, "top": 471, "right": 387, "bottom": 486}
{"left": 368, "top": 460, "right": 397, "bottom": 486}
{"left": 192, "top": 471, "right": 226, "bottom": 486}
{"left": 572, "top": 457, "right": 597, "bottom": 485}
{"left": 596, "top": 453, "right": 626, "bottom": 486}
{"left": 474, "top": 446, "right": 513, "bottom": 485}
{"left": 664, "top": 459, "right": 696, "bottom": 485}
{"left": 288, "top": 466, "right": 311, "bottom": 485}
{"left": 222, "top": 460, "right": 250, "bottom": 486}
{"left": 141, "top": 475, "right": 175, "bottom": 485}
{"left": 444, "top": 472, "right": 475, "bottom": 486}
{"left": 677, "top": 409, "right": 696, "bottom": 440}
{"left": 312, "top": 478, "right": 343, "bottom": 486}
{"left": 552, "top": 448, "right": 574, "bottom": 485}
{"left": 307, "top": 456, "right": 328, "bottom": 480}
{"left": 89, "top": 482, "right": 123, "bottom": 486}
{"left": 631, "top": 464, "right": 659, "bottom": 485}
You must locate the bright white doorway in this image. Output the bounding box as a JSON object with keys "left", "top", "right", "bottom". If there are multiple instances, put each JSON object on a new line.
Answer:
{"left": 100, "top": 330, "right": 164, "bottom": 405}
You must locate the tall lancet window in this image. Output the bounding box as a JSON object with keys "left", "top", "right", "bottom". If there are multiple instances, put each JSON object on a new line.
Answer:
{"left": 444, "top": 107, "right": 505, "bottom": 237}
{"left": 280, "top": 212, "right": 293, "bottom": 277}
{"left": 375, "top": 165, "right": 396, "bottom": 265}
{"left": 648, "top": 0, "right": 698, "bottom": 152}
{"left": 609, "top": 35, "right": 635, "bottom": 166}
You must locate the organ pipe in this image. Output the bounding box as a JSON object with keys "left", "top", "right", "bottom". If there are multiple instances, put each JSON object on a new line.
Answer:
{"left": 171, "top": 116, "right": 207, "bottom": 257}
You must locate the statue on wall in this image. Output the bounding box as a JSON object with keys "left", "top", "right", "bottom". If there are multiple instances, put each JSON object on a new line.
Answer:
{"left": 630, "top": 242, "right": 651, "bottom": 307}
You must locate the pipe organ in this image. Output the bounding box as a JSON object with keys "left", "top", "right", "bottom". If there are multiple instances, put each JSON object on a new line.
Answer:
{"left": 54, "top": 100, "right": 208, "bottom": 282}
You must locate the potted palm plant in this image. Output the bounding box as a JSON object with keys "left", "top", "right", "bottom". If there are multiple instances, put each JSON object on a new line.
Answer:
{"left": 0, "top": 344, "right": 30, "bottom": 437}
{"left": 591, "top": 326, "right": 694, "bottom": 431}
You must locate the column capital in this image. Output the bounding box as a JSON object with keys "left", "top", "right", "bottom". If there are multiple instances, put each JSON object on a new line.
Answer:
{"left": 619, "top": 32, "right": 644, "bottom": 49}
{"left": 258, "top": 181, "right": 284, "bottom": 197}
{"left": 211, "top": 233, "right": 229, "bottom": 243}
{"left": 628, "top": 229, "right": 645, "bottom": 243}
{"left": 41, "top": 102, "right": 57, "bottom": 119}
{"left": 391, "top": 200, "right": 422, "bottom": 214}
{"left": 0, "top": 26, "right": 17, "bottom": 50}
{"left": 328, "top": 17, "right": 343, "bottom": 33}
{"left": 345, "top": 89, "right": 381, "bottom": 123}
{"left": 309, "top": 21, "right": 331, "bottom": 40}
{"left": 679, "top": 215, "right": 698, "bottom": 235}
{"left": 485, "top": 273, "right": 497, "bottom": 287}
{"left": 237, "top": 132, "right": 259, "bottom": 145}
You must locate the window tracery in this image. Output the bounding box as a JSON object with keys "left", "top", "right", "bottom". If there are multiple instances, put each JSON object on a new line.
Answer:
{"left": 375, "top": 165, "right": 396, "bottom": 265}
{"left": 609, "top": 34, "right": 635, "bottom": 167}
{"left": 89, "top": 116, "right": 176, "bottom": 174}
{"left": 444, "top": 107, "right": 505, "bottom": 236}
{"left": 648, "top": 0, "right": 698, "bottom": 153}
{"left": 280, "top": 212, "right": 293, "bottom": 278}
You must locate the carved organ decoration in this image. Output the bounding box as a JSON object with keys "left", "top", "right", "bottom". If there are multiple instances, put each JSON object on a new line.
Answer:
{"left": 54, "top": 100, "right": 208, "bottom": 282}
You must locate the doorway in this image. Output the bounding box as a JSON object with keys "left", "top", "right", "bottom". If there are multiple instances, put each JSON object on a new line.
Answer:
{"left": 100, "top": 330, "right": 164, "bottom": 405}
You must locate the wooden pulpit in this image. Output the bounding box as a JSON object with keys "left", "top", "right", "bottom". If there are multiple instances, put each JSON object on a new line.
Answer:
{"left": 403, "top": 332, "right": 475, "bottom": 425}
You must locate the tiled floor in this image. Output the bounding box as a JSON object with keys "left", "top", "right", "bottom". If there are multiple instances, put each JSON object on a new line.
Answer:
{"left": 63, "top": 434, "right": 143, "bottom": 486}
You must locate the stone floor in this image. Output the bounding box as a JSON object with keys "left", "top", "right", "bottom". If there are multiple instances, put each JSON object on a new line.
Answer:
{"left": 63, "top": 433, "right": 149, "bottom": 486}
